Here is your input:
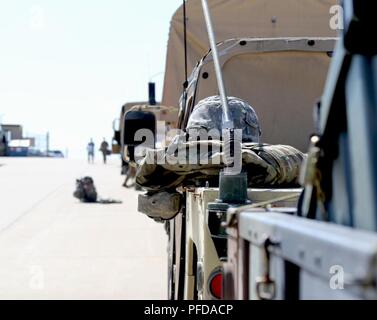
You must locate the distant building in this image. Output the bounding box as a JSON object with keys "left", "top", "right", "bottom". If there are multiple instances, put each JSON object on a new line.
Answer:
{"left": 1, "top": 124, "right": 23, "bottom": 140}
{"left": 7, "top": 139, "right": 30, "bottom": 157}
{"left": 1, "top": 124, "right": 50, "bottom": 157}
{"left": 0, "top": 124, "right": 37, "bottom": 157}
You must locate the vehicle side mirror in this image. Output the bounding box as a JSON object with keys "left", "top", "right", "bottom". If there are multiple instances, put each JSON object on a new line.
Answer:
{"left": 122, "top": 110, "right": 156, "bottom": 162}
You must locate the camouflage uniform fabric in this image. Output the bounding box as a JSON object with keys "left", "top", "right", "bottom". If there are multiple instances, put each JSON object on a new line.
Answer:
{"left": 136, "top": 96, "right": 304, "bottom": 191}
{"left": 136, "top": 140, "right": 304, "bottom": 191}
{"left": 136, "top": 96, "right": 305, "bottom": 220}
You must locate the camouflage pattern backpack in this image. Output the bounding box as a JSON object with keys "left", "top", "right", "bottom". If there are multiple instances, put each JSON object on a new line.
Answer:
{"left": 73, "top": 177, "right": 98, "bottom": 203}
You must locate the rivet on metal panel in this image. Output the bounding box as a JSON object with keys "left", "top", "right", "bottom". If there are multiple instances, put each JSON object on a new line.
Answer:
{"left": 314, "top": 256, "right": 322, "bottom": 268}
{"left": 308, "top": 40, "right": 315, "bottom": 47}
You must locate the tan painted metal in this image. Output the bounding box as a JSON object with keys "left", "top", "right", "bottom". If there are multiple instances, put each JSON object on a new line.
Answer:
{"left": 184, "top": 188, "right": 300, "bottom": 299}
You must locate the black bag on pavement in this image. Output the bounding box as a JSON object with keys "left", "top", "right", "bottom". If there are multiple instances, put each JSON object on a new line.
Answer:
{"left": 73, "top": 177, "right": 98, "bottom": 203}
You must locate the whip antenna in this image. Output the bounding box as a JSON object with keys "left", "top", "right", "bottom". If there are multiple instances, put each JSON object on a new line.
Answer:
{"left": 200, "top": 0, "right": 233, "bottom": 129}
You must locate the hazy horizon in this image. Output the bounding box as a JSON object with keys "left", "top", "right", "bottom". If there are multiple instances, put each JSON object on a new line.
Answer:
{"left": 0, "top": 0, "right": 182, "bottom": 158}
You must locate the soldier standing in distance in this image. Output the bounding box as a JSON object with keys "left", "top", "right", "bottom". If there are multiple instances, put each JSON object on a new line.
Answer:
{"left": 100, "top": 138, "right": 109, "bottom": 164}
{"left": 87, "top": 139, "right": 95, "bottom": 164}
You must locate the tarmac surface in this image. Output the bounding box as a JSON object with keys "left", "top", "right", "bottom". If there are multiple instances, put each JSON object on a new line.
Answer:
{"left": 0, "top": 157, "right": 167, "bottom": 299}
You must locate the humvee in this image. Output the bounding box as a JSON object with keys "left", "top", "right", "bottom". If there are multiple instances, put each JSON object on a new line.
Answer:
{"left": 113, "top": 83, "right": 178, "bottom": 179}
{"left": 224, "top": 0, "right": 377, "bottom": 300}
{"left": 122, "top": 0, "right": 339, "bottom": 300}
{"left": 165, "top": 0, "right": 336, "bottom": 300}
{"left": 112, "top": 101, "right": 148, "bottom": 179}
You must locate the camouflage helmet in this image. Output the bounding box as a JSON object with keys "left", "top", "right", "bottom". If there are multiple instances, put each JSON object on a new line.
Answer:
{"left": 186, "top": 96, "right": 261, "bottom": 142}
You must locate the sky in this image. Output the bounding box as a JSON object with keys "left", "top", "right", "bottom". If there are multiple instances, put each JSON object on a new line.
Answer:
{"left": 0, "top": 0, "right": 182, "bottom": 158}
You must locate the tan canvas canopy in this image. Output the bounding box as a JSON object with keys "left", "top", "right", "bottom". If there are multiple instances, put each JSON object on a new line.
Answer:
{"left": 162, "top": 0, "right": 338, "bottom": 151}
{"left": 162, "top": 0, "right": 337, "bottom": 107}
{"left": 182, "top": 37, "right": 336, "bottom": 150}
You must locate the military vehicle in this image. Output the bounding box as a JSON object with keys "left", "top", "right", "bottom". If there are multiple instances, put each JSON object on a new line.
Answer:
{"left": 113, "top": 101, "right": 148, "bottom": 180}
{"left": 115, "top": 83, "right": 178, "bottom": 188}
{"left": 167, "top": 2, "right": 335, "bottom": 299}
{"left": 113, "top": 101, "right": 148, "bottom": 152}
{"left": 122, "top": 103, "right": 178, "bottom": 161}
{"left": 223, "top": 0, "right": 377, "bottom": 300}
{"left": 120, "top": 0, "right": 376, "bottom": 300}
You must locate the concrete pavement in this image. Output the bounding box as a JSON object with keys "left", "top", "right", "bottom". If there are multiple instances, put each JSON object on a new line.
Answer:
{"left": 0, "top": 157, "right": 167, "bottom": 299}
